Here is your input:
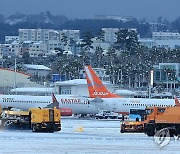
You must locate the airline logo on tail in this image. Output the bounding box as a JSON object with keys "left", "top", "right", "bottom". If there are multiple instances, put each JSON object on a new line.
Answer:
{"left": 84, "top": 65, "right": 121, "bottom": 98}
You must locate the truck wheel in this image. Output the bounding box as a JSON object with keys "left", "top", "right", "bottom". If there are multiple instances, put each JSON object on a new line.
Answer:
{"left": 120, "top": 129, "right": 124, "bottom": 133}
{"left": 146, "top": 125, "right": 155, "bottom": 136}
{"left": 169, "top": 129, "right": 174, "bottom": 137}
{"left": 176, "top": 126, "right": 180, "bottom": 135}
{"left": 32, "top": 125, "right": 37, "bottom": 132}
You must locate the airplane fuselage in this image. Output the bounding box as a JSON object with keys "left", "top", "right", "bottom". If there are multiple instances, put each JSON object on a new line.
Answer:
{"left": 89, "top": 97, "right": 175, "bottom": 114}
{"left": 0, "top": 94, "right": 99, "bottom": 114}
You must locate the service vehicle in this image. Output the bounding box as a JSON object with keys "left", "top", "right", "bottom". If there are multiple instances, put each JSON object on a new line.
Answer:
{"left": 121, "top": 121, "right": 144, "bottom": 133}
{"left": 95, "top": 110, "right": 122, "bottom": 119}
{"left": 121, "top": 109, "right": 145, "bottom": 133}
{"left": 144, "top": 105, "right": 180, "bottom": 136}
{"left": 0, "top": 107, "right": 61, "bottom": 133}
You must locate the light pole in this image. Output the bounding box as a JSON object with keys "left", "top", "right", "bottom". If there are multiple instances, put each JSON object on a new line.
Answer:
{"left": 149, "top": 70, "right": 154, "bottom": 98}
{"left": 14, "top": 55, "right": 17, "bottom": 94}
{"left": 166, "top": 73, "right": 169, "bottom": 92}
{"left": 128, "top": 76, "right": 131, "bottom": 89}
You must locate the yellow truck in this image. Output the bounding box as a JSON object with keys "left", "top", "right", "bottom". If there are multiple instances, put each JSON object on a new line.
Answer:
{"left": 30, "top": 108, "right": 61, "bottom": 132}
{"left": 1, "top": 108, "right": 61, "bottom": 133}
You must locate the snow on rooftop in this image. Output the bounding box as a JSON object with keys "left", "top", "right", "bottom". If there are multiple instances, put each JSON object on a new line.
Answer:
{"left": 24, "top": 64, "right": 51, "bottom": 70}
{"left": 55, "top": 79, "right": 111, "bottom": 86}
{"left": 23, "top": 41, "right": 32, "bottom": 44}
{"left": 63, "top": 51, "right": 73, "bottom": 55}
{"left": 11, "top": 40, "right": 19, "bottom": 44}
{"left": 115, "top": 89, "right": 137, "bottom": 95}
{"left": 10, "top": 87, "right": 54, "bottom": 93}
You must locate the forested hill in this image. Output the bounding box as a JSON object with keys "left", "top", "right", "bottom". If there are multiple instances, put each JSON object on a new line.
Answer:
{"left": 0, "top": 12, "right": 180, "bottom": 43}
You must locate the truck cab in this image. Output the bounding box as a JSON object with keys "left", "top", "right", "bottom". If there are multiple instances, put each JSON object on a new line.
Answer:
{"left": 144, "top": 107, "right": 166, "bottom": 123}
{"left": 145, "top": 106, "right": 180, "bottom": 136}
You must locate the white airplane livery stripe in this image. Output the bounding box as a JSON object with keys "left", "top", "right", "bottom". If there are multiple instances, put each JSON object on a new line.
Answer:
{"left": 85, "top": 66, "right": 95, "bottom": 89}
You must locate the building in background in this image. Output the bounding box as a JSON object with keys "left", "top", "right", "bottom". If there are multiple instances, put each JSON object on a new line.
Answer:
{"left": 0, "top": 68, "right": 38, "bottom": 93}
{"left": 54, "top": 79, "right": 114, "bottom": 96}
{"left": 18, "top": 29, "right": 80, "bottom": 55}
{"left": 153, "top": 63, "right": 180, "bottom": 90}
{"left": 152, "top": 32, "right": 180, "bottom": 49}
{"left": 138, "top": 38, "right": 154, "bottom": 48}
{"left": 102, "top": 28, "right": 137, "bottom": 45}
{"left": 94, "top": 15, "right": 134, "bottom": 22}
{"left": 23, "top": 64, "right": 51, "bottom": 78}
{"left": 0, "top": 44, "right": 12, "bottom": 58}
{"left": 5, "top": 36, "right": 19, "bottom": 44}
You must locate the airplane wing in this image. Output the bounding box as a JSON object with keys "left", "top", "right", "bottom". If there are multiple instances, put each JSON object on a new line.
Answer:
{"left": 46, "top": 102, "right": 59, "bottom": 109}
{"left": 90, "top": 97, "right": 103, "bottom": 103}
{"left": 88, "top": 97, "right": 105, "bottom": 110}
{"left": 88, "top": 97, "right": 103, "bottom": 105}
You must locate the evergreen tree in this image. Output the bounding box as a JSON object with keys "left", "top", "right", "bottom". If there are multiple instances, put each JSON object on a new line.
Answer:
{"left": 81, "top": 31, "right": 93, "bottom": 51}
{"left": 96, "top": 29, "right": 105, "bottom": 42}
{"left": 22, "top": 52, "right": 31, "bottom": 64}
{"left": 114, "top": 28, "right": 139, "bottom": 53}
{"left": 61, "top": 33, "right": 68, "bottom": 49}
{"left": 94, "top": 46, "right": 104, "bottom": 68}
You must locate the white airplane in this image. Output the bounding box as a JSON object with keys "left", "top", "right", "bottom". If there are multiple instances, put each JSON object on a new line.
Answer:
{"left": 0, "top": 93, "right": 99, "bottom": 115}
{"left": 84, "top": 65, "right": 178, "bottom": 114}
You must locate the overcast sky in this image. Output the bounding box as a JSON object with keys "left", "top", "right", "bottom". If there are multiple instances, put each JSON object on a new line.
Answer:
{"left": 1, "top": 0, "right": 180, "bottom": 21}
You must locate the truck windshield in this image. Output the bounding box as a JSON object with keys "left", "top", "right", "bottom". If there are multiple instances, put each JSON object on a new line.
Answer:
{"left": 129, "top": 109, "right": 145, "bottom": 121}
{"left": 158, "top": 108, "right": 165, "bottom": 113}
{"left": 146, "top": 109, "right": 153, "bottom": 115}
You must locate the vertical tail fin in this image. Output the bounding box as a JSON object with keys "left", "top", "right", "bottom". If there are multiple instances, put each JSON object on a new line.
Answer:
{"left": 47, "top": 92, "right": 59, "bottom": 109}
{"left": 52, "top": 93, "right": 73, "bottom": 116}
{"left": 84, "top": 65, "right": 121, "bottom": 98}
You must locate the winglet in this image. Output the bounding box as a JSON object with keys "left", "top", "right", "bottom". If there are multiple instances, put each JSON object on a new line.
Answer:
{"left": 84, "top": 65, "right": 121, "bottom": 98}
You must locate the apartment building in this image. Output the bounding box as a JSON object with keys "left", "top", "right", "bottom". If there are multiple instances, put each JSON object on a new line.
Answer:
{"left": 0, "top": 44, "right": 12, "bottom": 58}
{"left": 18, "top": 29, "right": 80, "bottom": 54}
{"left": 152, "top": 32, "right": 180, "bottom": 49}
{"left": 28, "top": 41, "right": 47, "bottom": 57}
{"left": 102, "top": 28, "right": 137, "bottom": 45}
{"left": 19, "top": 29, "right": 37, "bottom": 42}
{"left": 60, "top": 30, "right": 80, "bottom": 42}
{"left": 11, "top": 40, "right": 21, "bottom": 56}
{"left": 5, "top": 36, "right": 19, "bottom": 44}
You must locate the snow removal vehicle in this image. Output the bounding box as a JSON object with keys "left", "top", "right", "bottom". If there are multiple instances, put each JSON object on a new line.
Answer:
{"left": 0, "top": 107, "right": 61, "bottom": 133}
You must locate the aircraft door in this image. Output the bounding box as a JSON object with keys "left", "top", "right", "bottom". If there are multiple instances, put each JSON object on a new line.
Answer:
{"left": 113, "top": 101, "right": 117, "bottom": 111}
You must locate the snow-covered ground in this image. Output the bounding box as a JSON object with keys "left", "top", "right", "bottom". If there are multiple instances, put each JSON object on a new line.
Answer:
{"left": 0, "top": 118, "right": 180, "bottom": 154}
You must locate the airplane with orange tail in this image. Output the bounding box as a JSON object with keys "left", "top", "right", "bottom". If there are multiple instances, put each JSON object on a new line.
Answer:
{"left": 85, "top": 65, "right": 180, "bottom": 115}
